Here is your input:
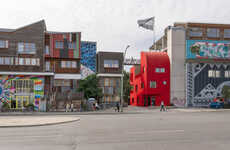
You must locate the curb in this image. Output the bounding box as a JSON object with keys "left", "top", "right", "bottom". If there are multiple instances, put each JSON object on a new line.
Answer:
{"left": 0, "top": 118, "right": 80, "bottom": 128}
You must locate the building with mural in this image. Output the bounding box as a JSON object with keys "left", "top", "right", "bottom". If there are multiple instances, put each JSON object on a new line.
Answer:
{"left": 0, "top": 20, "right": 53, "bottom": 110}
{"left": 0, "top": 20, "right": 82, "bottom": 111}
{"left": 129, "top": 52, "right": 170, "bottom": 106}
{"left": 151, "top": 22, "right": 230, "bottom": 107}
{"left": 80, "top": 41, "right": 96, "bottom": 79}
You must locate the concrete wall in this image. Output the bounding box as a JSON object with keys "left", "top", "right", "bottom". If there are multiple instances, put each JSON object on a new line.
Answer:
{"left": 167, "top": 27, "right": 186, "bottom": 106}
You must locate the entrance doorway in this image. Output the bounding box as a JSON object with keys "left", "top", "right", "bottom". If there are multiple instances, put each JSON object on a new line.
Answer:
{"left": 148, "top": 96, "right": 151, "bottom": 106}
{"left": 16, "top": 96, "right": 30, "bottom": 109}
{"left": 151, "top": 96, "right": 155, "bottom": 106}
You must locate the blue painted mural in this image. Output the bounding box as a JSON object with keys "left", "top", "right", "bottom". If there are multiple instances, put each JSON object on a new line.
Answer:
{"left": 186, "top": 40, "right": 230, "bottom": 59}
{"left": 80, "top": 41, "right": 96, "bottom": 78}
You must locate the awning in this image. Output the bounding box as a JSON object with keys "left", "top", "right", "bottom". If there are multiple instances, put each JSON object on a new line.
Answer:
{"left": 54, "top": 74, "right": 81, "bottom": 79}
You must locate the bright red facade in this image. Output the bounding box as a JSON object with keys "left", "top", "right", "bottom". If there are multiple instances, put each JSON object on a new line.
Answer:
{"left": 130, "top": 52, "right": 170, "bottom": 106}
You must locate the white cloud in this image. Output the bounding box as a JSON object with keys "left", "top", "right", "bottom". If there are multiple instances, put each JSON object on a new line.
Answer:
{"left": 1, "top": 0, "right": 230, "bottom": 58}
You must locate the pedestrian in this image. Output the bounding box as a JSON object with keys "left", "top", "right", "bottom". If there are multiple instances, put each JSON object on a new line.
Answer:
{"left": 116, "top": 102, "right": 120, "bottom": 112}
{"left": 66, "top": 103, "right": 70, "bottom": 112}
{"left": 95, "top": 102, "right": 99, "bottom": 111}
{"left": 71, "top": 103, "right": 74, "bottom": 112}
{"left": 160, "top": 100, "right": 165, "bottom": 111}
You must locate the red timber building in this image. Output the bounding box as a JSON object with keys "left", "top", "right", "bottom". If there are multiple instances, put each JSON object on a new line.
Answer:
{"left": 130, "top": 52, "right": 170, "bottom": 106}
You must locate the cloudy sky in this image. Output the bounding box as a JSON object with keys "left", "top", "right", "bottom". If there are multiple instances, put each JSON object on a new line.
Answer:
{"left": 1, "top": 0, "right": 230, "bottom": 58}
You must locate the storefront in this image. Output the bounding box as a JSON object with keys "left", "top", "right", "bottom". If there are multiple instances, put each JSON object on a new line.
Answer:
{"left": 0, "top": 73, "right": 52, "bottom": 111}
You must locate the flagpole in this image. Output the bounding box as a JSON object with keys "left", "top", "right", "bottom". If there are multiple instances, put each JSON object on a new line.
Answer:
{"left": 153, "top": 17, "right": 155, "bottom": 50}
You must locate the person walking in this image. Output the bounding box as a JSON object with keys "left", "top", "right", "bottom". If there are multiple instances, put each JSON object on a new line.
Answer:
{"left": 66, "top": 103, "right": 70, "bottom": 112}
{"left": 116, "top": 102, "right": 120, "bottom": 112}
{"left": 70, "top": 103, "right": 74, "bottom": 112}
{"left": 160, "top": 100, "right": 165, "bottom": 111}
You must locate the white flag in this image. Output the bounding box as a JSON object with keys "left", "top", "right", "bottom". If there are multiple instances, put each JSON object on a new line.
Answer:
{"left": 137, "top": 17, "right": 154, "bottom": 31}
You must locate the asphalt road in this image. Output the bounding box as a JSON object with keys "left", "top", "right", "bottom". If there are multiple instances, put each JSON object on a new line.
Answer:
{"left": 1, "top": 109, "right": 230, "bottom": 150}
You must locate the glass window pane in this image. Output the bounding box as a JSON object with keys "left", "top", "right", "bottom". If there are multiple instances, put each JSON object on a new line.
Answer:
{"left": 224, "top": 29, "right": 230, "bottom": 38}
{"left": 190, "top": 27, "right": 203, "bottom": 37}
{"left": 207, "top": 28, "right": 219, "bottom": 38}
{"left": 72, "top": 61, "right": 76, "bottom": 68}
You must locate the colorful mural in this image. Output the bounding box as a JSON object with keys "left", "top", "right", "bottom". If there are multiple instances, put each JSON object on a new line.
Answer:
{"left": 186, "top": 40, "right": 230, "bottom": 59}
{"left": 81, "top": 41, "right": 96, "bottom": 72}
{"left": 0, "top": 75, "right": 44, "bottom": 110}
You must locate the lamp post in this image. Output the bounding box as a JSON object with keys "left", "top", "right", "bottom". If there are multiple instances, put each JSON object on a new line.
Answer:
{"left": 120, "top": 45, "right": 130, "bottom": 112}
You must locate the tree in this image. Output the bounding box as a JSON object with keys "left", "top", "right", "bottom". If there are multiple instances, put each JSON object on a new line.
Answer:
{"left": 123, "top": 71, "right": 131, "bottom": 104}
{"left": 78, "top": 74, "right": 103, "bottom": 102}
{"left": 221, "top": 85, "right": 230, "bottom": 103}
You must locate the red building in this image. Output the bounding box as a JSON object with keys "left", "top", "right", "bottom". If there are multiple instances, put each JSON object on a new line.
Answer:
{"left": 130, "top": 52, "right": 170, "bottom": 106}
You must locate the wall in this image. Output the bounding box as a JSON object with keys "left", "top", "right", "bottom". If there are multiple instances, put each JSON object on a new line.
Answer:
{"left": 167, "top": 27, "right": 186, "bottom": 106}
{"left": 0, "top": 20, "right": 46, "bottom": 72}
{"left": 0, "top": 75, "right": 44, "bottom": 110}
{"left": 80, "top": 41, "right": 96, "bottom": 78}
{"left": 186, "top": 40, "right": 230, "bottom": 59}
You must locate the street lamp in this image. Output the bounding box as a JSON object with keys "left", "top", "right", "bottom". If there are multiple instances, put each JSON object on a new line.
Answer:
{"left": 120, "top": 45, "right": 130, "bottom": 112}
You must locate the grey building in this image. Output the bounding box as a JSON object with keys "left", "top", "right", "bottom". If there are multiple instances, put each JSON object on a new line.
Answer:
{"left": 96, "top": 51, "right": 123, "bottom": 104}
{"left": 151, "top": 22, "right": 230, "bottom": 107}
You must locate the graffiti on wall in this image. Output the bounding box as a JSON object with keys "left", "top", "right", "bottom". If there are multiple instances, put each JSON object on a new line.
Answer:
{"left": 0, "top": 75, "right": 44, "bottom": 110}
{"left": 186, "top": 40, "right": 230, "bottom": 59}
{"left": 172, "top": 97, "right": 185, "bottom": 107}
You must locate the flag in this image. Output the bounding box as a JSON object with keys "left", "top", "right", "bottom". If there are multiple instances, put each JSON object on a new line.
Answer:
{"left": 137, "top": 17, "right": 154, "bottom": 31}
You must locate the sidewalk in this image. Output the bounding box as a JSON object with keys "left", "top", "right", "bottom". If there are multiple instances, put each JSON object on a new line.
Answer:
{"left": 0, "top": 116, "right": 80, "bottom": 128}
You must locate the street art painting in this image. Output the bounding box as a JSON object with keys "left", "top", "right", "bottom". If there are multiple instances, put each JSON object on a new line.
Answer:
{"left": 0, "top": 75, "right": 44, "bottom": 110}
{"left": 186, "top": 40, "right": 230, "bottom": 59}
{"left": 80, "top": 41, "right": 96, "bottom": 78}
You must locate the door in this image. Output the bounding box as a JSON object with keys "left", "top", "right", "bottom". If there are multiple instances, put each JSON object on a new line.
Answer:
{"left": 151, "top": 96, "right": 155, "bottom": 106}
{"left": 148, "top": 96, "right": 151, "bottom": 106}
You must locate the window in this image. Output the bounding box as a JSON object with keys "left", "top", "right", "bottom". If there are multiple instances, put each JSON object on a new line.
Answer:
{"left": 224, "top": 29, "right": 230, "bottom": 38}
{"left": 104, "top": 78, "right": 109, "bottom": 86}
{"left": 207, "top": 28, "right": 220, "bottom": 38}
{"left": 104, "top": 60, "right": 119, "bottom": 68}
{"left": 19, "top": 58, "right": 24, "bottom": 65}
{"left": 225, "top": 71, "right": 230, "bottom": 78}
{"left": 0, "top": 40, "right": 8, "bottom": 48}
{"left": 163, "top": 81, "right": 167, "bottom": 85}
{"left": 4, "top": 57, "right": 10, "bottom": 65}
{"left": 208, "top": 70, "right": 220, "bottom": 78}
{"left": 36, "top": 58, "right": 40, "bottom": 66}
{"left": 68, "top": 42, "right": 76, "bottom": 49}
{"left": 189, "top": 27, "right": 203, "bottom": 37}
{"left": 150, "top": 81, "right": 156, "bottom": 88}
{"left": 31, "top": 58, "right": 36, "bottom": 66}
{"left": 136, "top": 85, "right": 138, "bottom": 92}
{"left": 155, "top": 68, "right": 165, "bottom": 73}
{"left": 66, "top": 61, "right": 71, "bottom": 68}
{"left": 25, "top": 58, "right": 31, "bottom": 65}
{"left": 216, "top": 70, "right": 220, "bottom": 78}
{"left": 143, "top": 67, "right": 145, "bottom": 73}
{"left": 61, "top": 61, "right": 77, "bottom": 68}
{"left": 72, "top": 61, "right": 77, "bottom": 68}
{"left": 17, "top": 43, "right": 36, "bottom": 54}
{"left": 155, "top": 68, "right": 160, "bottom": 72}
{"left": 45, "top": 46, "right": 49, "bottom": 55}
{"left": 61, "top": 61, "right": 66, "bottom": 68}
{"left": 55, "top": 41, "right": 63, "bottom": 49}
{"left": 46, "top": 61, "right": 50, "bottom": 71}
{"left": 0, "top": 57, "right": 3, "bottom": 64}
